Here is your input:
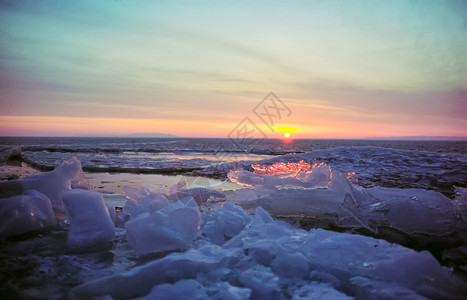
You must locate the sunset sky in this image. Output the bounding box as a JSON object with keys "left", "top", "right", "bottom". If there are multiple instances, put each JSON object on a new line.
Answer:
{"left": 1, "top": 0, "right": 466, "bottom": 138}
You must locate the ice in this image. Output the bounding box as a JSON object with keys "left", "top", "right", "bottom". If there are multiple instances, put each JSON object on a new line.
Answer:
{"left": 271, "top": 251, "right": 309, "bottom": 278}
{"left": 125, "top": 196, "right": 201, "bottom": 256}
{"left": 226, "top": 170, "right": 370, "bottom": 230}
{"left": 167, "top": 187, "right": 226, "bottom": 206}
{"left": 257, "top": 146, "right": 467, "bottom": 199}
{"left": 22, "top": 150, "right": 218, "bottom": 176}
{"left": 3, "top": 157, "right": 85, "bottom": 219}
{"left": 61, "top": 190, "right": 115, "bottom": 251}
{"left": 349, "top": 276, "right": 427, "bottom": 299}
{"left": 1, "top": 143, "right": 466, "bottom": 298}
{"left": 135, "top": 280, "right": 209, "bottom": 300}
{"left": 226, "top": 163, "right": 467, "bottom": 258}
{"left": 134, "top": 280, "right": 251, "bottom": 300}
{"left": 238, "top": 265, "right": 280, "bottom": 299}
{"left": 16, "top": 141, "right": 466, "bottom": 197}
{"left": 71, "top": 206, "right": 466, "bottom": 299}
{"left": 453, "top": 186, "right": 467, "bottom": 219}
{"left": 364, "top": 187, "right": 461, "bottom": 240}
{"left": 227, "top": 162, "right": 333, "bottom": 190}
{"left": 122, "top": 185, "right": 231, "bottom": 255}
{"left": 199, "top": 202, "right": 251, "bottom": 245}
{"left": 208, "top": 282, "right": 252, "bottom": 300}
{"left": 123, "top": 186, "right": 170, "bottom": 219}
{"left": 71, "top": 244, "right": 236, "bottom": 299}
{"left": 291, "top": 283, "right": 353, "bottom": 300}
{"left": 0, "top": 190, "right": 56, "bottom": 238}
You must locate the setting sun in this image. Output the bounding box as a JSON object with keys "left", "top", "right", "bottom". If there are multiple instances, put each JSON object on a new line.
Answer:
{"left": 277, "top": 126, "right": 297, "bottom": 139}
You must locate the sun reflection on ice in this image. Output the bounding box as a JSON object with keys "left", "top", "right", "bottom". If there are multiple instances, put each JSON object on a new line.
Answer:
{"left": 229, "top": 160, "right": 359, "bottom": 190}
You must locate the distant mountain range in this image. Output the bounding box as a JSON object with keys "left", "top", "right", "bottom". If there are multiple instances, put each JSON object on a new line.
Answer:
{"left": 363, "top": 136, "right": 467, "bottom": 141}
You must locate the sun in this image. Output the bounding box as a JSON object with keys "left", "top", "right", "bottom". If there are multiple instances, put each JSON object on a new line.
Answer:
{"left": 276, "top": 126, "right": 297, "bottom": 140}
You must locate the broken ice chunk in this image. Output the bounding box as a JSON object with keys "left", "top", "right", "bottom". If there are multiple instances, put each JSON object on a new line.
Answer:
{"left": 125, "top": 199, "right": 201, "bottom": 256}
{"left": 0, "top": 190, "right": 56, "bottom": 239}
{"left": 200, "top": 202, "right": 251, "bottom": 245}
{"left": 18, "top": 157, "right": 84, "bottom": 218}
{"left": 292, "top": 283, "right": 353, "bottom": 300}
{"left": 71, "top": 203, "right": 467, "bottom": 299}
{"left": 135, "top": 279, "right": 208, "bottom": 300}
{"left": 238, "top": 265, "right": 280, "bottom": 299}
{"left": 228, "top": 161, "right": 333, "bottom": 189}
{"left": 62, "top": 190, "right": 115, "bottom": 251}
{"left": 71, "top": 244, "right": 234, "bottom": 299}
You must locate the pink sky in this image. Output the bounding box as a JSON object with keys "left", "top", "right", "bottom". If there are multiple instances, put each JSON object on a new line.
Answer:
{"left": 1, "top": 1, "right": 466, "bottom": 138}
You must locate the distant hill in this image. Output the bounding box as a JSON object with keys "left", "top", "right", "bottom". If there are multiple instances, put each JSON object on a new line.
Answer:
{"left": 364, "top": 136, "right": 467, "bottom": 141}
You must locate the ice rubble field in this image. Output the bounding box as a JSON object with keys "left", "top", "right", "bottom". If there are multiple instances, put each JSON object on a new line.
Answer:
{"left": 19, "top": 145, "right": 467, "bottom": 199}
{"left": 1, "top": 158, "right": 467, "bottom": 299}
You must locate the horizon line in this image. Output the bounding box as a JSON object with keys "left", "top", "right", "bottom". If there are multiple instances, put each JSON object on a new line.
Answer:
{"left": 1, "top": 135, "right": 466, "bottom": 141}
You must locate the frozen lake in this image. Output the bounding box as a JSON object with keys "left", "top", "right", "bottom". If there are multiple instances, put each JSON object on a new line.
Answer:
{"left": 0, "top": 137, "right": 466, "bottom": 299}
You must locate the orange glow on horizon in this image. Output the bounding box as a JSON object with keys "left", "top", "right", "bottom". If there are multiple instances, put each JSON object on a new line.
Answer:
{"left": 0, "top": 115, "right": 464, "bottom": 139}
{"left": 0, "top": 116, "right": 236, "bottom": 137}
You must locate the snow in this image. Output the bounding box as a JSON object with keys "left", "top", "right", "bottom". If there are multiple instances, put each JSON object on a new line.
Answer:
{"left": 62, "top": 189, "right": 115, "bottom": 251}
{"left": 0, "top": 190, "right": 56, "bottom": 238}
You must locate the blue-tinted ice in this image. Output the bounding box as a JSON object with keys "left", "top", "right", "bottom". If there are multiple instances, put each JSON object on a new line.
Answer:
{"left": 1, "top": 146, "right": 467, "bottom": 299}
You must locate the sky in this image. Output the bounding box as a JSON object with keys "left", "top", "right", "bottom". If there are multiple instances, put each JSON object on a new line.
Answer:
{"left": 0, "top": 0, "right": 466, "bottom": 138}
